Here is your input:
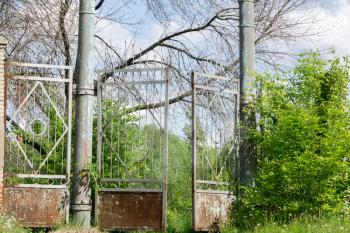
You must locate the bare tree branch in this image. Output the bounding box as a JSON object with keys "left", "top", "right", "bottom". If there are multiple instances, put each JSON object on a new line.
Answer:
{"left": 100, "top": 8, "right": 235, "bottom": 81}
{"left": 95, "top": 0, "right": 105, "bottom": 10}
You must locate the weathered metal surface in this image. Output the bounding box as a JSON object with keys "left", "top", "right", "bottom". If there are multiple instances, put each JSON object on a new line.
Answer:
{"left": 3, "top": 186, "right": 67, "bottom": 227}
{"left": 72, "top": 0, "right": 96, "bottom": 225}
{"left": 239, "top": 0, "right": 257, "bottom": 186}
{"left": 97, "top": 191, "right": 163, "bottom": 231}
{"left": 194, "top": 192, "right": 233, "bottom": 232}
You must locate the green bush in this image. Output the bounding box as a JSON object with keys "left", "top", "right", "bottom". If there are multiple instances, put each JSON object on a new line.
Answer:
{"left": 0, "top": 214, "right": 29, "bottom": 233}
{"left": 235, "top": 54, "right": 350, "bottom": 228}
{"left": 166, "top": 133, "right": 192, "bottom": 233}
{"left": 222, "top": 214, "right": 350, "bottom": 233}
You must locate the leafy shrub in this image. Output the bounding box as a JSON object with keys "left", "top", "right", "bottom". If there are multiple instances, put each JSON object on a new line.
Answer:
{"left": 235, "top": 54, "right": 350, "bottom": 228}
{"left": 0, "top": 214, "right": 29, "bottom": 233}
{"left": 167, "top": 209, "right": 192, "bottom": 233}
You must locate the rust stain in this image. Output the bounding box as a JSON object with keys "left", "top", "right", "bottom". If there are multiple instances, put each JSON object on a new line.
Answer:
{"left": 3, "top": 186, "right": 67, "bottom": 227}
{"left": 194, "top": 192, "right": 233, "bottom": 232}
{"left": 98, "top": 191, "right": 163, "bottom": 231}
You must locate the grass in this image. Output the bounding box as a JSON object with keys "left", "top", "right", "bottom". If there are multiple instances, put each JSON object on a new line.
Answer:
{"left": 49, "top": 227, "right": 101, "bottom": 233}
{"left": 0, "top": 214, "right": 30, "bottom": 233}
{"left": 2, "top": 214, "right": 350, "bottom": 233}
{"left": 0, "top": 214, "right": 103, "bottom": 233}
{"left": 221, "top": 215, "right": 350, "bottom": 233}
{"left": 48, "top": 221, "right": 102, "bottom": 233}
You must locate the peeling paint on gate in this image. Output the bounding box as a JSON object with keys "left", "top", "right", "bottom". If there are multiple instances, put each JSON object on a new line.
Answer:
{"left": 194, "top": 192, "right": 233, "bottom": 231}
{"left": 97, "top": 191, "right": 163, "bottom": 231}
{"left": 3, "top": 187, "right": 68, "bottom": 227}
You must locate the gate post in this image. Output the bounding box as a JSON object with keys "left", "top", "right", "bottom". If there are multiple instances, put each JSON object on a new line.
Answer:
{"left": 0, "top": 37, "right": 7, "bottom": 209}
{"left": 239, "top": 0, "right": 256, "bottom": 186}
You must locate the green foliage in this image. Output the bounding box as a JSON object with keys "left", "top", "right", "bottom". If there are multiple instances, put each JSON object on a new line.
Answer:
{"left": 93, "top": 100, "right": 141, "bottom": 180}
{"left": 167, "top": 133, "right": 192, "bottom": 233}
{"left": 0, "top": 214, "right": 31, "bottom": 233}
{"left": 235, "top": 54, "right": 350, "bottom": 228}
{"left": 222, "top": 214, "right": 350, "bottom": 233}
{"left": 183, "top": 113, "right": 235, "bottom": 190}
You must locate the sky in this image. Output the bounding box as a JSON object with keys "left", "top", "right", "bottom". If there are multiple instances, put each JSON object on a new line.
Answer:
{"left": 95, "top": 0, "right": 350, "bottom": 68}
{"left": 96, "top": 2, "right": 162, "bottom": 59}
{"left": 305, "top": 0, "right": 350, "bottom": 56}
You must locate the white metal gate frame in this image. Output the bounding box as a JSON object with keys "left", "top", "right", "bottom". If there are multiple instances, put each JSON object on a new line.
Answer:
{"left": 192, "top": 71, "right": 240, "bottom": 231}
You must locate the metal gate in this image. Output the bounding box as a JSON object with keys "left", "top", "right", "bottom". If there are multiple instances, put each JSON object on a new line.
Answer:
{"left": 192, "top": 72, "right": 239, "bottom": 231}
{"left": 96, "top": 67, "right": 169, "bottom": 231}
{"left": 4, "top": 62, "right": 73, "bottom": 227}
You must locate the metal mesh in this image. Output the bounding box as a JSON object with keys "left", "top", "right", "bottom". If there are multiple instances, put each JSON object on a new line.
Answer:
{"left": 192, "top": 72, "right": 239, "bottom": 192}
{"left": 97, "top": 68, "right": 169, "bottom": 191}
{"left": 5, "top": 62, "right": 73, "bottom": 186}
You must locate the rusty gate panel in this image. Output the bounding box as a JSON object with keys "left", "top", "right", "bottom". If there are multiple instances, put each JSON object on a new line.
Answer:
{"left": 3, "top": 186, "right": 68, "bottom": 227}
{"left": 97, "top": 191, "right": 163, "bottom": 231}
{"left": 194, "top": 192, "right": 233, "bottom": 231}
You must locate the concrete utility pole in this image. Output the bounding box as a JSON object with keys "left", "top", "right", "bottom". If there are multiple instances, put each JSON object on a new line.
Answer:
{"left": 71, "top": 0, "right": 95, "bottom": 226}
{"left": 238, "top": 0, "right": 256, "bottom": 186}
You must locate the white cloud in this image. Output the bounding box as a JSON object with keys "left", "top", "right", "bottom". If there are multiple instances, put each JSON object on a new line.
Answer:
{"left": 323, "top": 0, "right": 350, "bottom": 56}
{"left": 95, "top": 18, "right": 173, "bottom": 64}
{"left": 96, "top": 19, "right": 134, "bottom": 51}
{"left": 289, "top": 0, "right": 350, "bottom": 56}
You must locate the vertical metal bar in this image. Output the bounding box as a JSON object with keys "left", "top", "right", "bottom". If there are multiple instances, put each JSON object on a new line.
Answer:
{"left": 138, "top": 84, "right": 141, "bottom": 178}
{"left": 109, "top": 85, "right": 114, "bottom": 178}
{"left": 95, "top": 81, "right": 102, "bottom": 226}
{"left": 191, "top": 72, "right": 197, "bottom": 231}
{"left": 130, "top": 83, "right": 134, "bottom": 179}
{"left": 4, "top": 62, "right": 11, "bottom": 176}
{"left": 235, "top": 83, "right": 240, "bottom": 195}
{"left": 67, "top": 68, "right": 73, "bottom": 182}
{"left": 32, "top": 72, "right": 36, "bottom": 171}
{"left": 144, "top": 82, "right": 148, "bottom": 179}
{"left": 151, "top": 76, "right": 156, "bottom": 179}
{"left": 117, "top": 86, "right": 120, "bottom": 177}
{"left": 123, "top": 84, "right": 127, "bottom": 177}
{"left": 40, "top": 68, "right": 45, "bottom": 173}
{"left": 162, "top": 68, "right": 170, "bottom": 231}
{"left": 102, "top": 86, "right": 106, "bottom": 177}
{"left": 239, "top": 0, "right": 256, "bottom": 186}
{"left": 158, "top": 84, "right": 162, "bottom": 180}
{"left": 66, "top": 67, "right": 74, "bottom": 224}
{"left": 0, "top": 39, "right": 7, "bottom": 209}
{"left": 53, "top": 79, "right": 58, "bottom": 173}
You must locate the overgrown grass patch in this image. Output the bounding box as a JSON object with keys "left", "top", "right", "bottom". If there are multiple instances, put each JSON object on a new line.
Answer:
{"left": 222, "top": 215, "right": 350, "bottom": 233}
{"left": 0, "top": 214, "right": 29, "bottom": 233}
